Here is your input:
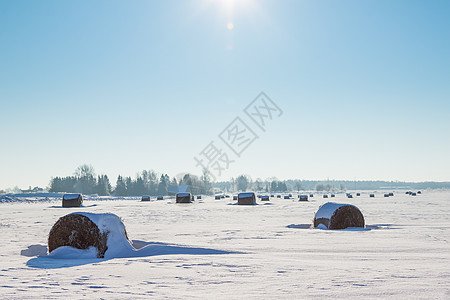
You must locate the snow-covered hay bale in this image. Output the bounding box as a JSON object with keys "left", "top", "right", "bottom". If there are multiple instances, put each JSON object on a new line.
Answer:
{"left": 62, "top": 193, "right": 83, "bottom": 208}
{"left": 238, "top": 192, "right": 256, "bottom": 205}
{"left": 299, "top": 195, "right": 308, "bottom": 201}
{"left": 261, "top": 195, "right": 270, "bottom": 201}
{"left": 48, "top": 212, "right": 131, "bottom": 259}
{"left": 313, "top": 202, "right": 365, "bottom": 230}
{"left": 141, "top": 195, "right": 150, "bottom": 201}
{"left": 176, "top": 192, "right": 192, "bottom": 203}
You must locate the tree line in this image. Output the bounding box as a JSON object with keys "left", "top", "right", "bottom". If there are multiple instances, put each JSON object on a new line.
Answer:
{"left": 48, "top": 165, "right": 213, "bottom": 196}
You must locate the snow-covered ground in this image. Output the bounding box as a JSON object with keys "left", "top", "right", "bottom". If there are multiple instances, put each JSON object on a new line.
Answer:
{"left": 1, "top": 191, "right": 449, "bottom": 299}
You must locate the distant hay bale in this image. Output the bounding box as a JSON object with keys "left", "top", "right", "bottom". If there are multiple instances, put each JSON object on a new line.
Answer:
{"left": 176, "top": 192, "right": 192, "bottom": 203}
{"left": 261, "top": 195, "right": 270, "bottom": 201}
{"left": 62, "top": 194, "right": 83, "bottom": 208}
{"left": 313, "top": 202, "right": 365, "bottom": 230}
{"left": 323, "top": 194, "right": 328, "bottom": 198}
{"left": 238, "top": 192, "right": 256, "bottom": 205}
{"left": 369, "top": 194, "right": 375, "bottom": 197}
{"left": 141, "top": 195, "right": 150, "bottom": 201}
{"left": 156, "top": 196, "right": 163, "bottom": 200}
{"left": 299, "top": 195, "right": 308, "bottom": 201}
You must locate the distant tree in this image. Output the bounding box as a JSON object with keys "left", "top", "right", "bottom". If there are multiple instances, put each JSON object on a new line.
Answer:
{"left": 96, "top": 175, "right": 111, "bottom": 196}
{"left": 236, "top": 175, "right": 250, "bottom": 192}
{"left": 157, "top": 174, "right": 169, "bottom": 195}
{"left": 115, "top": 175, "right": 127, "bottom": 196}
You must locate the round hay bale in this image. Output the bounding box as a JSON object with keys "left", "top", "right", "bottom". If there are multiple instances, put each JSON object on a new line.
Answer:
{"left": 48, "top": 213, "right": 130, "bottom": 259}
{"left": 48, "top": 214, "right": 108, "bottom": 258}
{"left": 313, "top": 202, "right": 365, "bottom": 230}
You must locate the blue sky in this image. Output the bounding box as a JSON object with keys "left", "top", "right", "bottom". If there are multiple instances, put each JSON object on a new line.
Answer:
{"left": 1, "top": 0, "right": 449, "bottom": 189}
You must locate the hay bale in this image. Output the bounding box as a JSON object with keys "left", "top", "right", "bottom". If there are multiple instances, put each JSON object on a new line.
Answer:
{"left": 156, "top": 196, "right": 163, "bottom": 200}
{"left": 261, "top": 195, "right": 270, "bottom": 201}
{"left": 48, "top": 213, "right": 130, "bottom": 259}
{"left": 62, "top": 194, "right": 83, "bottom": 208}
{"left": 176, "top": 193, "right": 192, "bottom": 203}
{"left": 299, "top": 195, "right": 308, "bottom": 201}
{"left": 238, "top": 192, "right": 256, "bottom": 205}
{"left": 313, "top": 202, "right": 365, "bottom": 230}
{"left": 141, "top": 195, "right": 150, "bottom": 201}
{"left": 369, "top": 194, "right": 375, "bottom": 197}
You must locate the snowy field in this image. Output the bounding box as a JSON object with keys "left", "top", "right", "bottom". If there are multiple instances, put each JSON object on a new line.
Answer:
{"left": 1, "top": 191, "right": 449, "bottom": 299}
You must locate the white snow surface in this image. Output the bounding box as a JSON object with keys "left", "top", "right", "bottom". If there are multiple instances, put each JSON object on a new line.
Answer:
{"left": 314, "top": 202, "right": 353, "bottom": 219}
{"left": 62, "top": 194, "right": 81, "bottom": 200}
{"left": 1, "top": 191, "right": 450, "bottom": 298}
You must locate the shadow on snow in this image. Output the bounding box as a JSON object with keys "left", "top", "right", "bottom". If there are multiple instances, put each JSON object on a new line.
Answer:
{"left": 25, "top": 240, "right": 240, "bottom": 269}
